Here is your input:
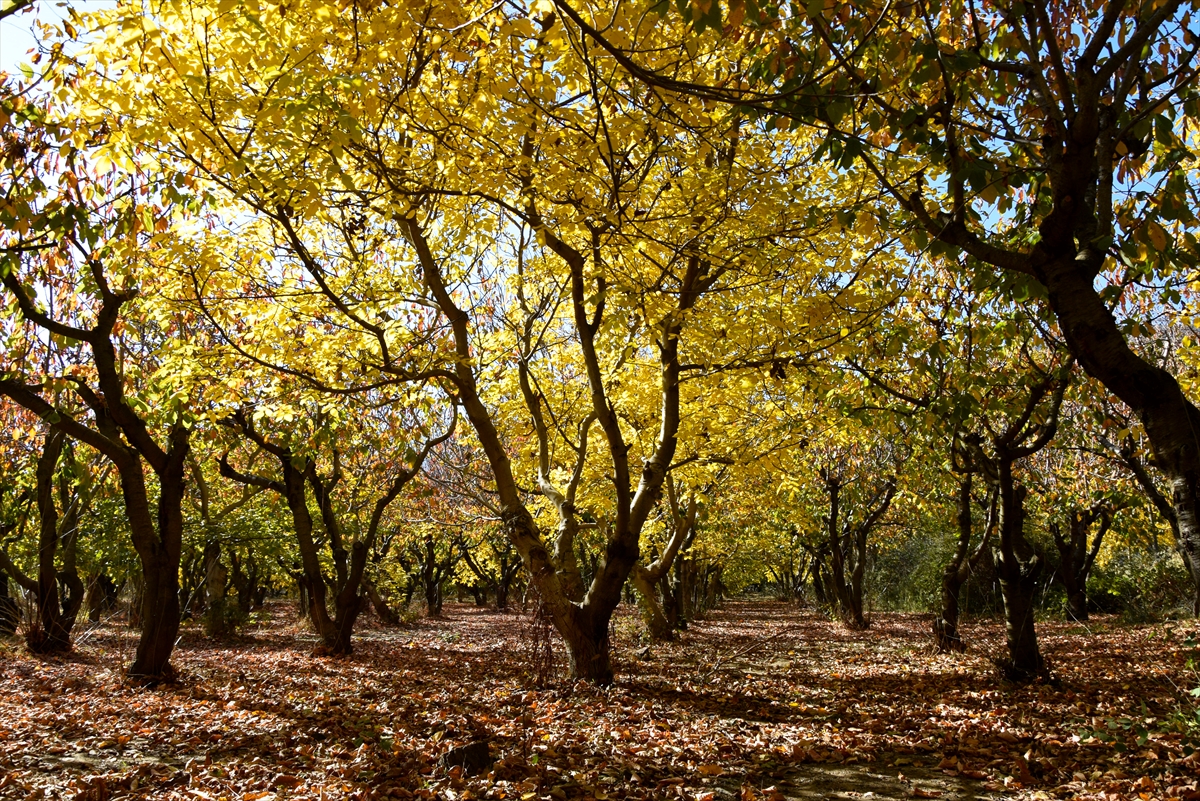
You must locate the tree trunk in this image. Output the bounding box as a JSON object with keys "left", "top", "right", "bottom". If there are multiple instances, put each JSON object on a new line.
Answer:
{"left": 823, "top": 477, "right": 867, "bottom": 627}
{"left": 295, "top": 571, "right": 309, "bottom": 619}
{"left": 632, "top": 567, "right": 673, "bottom": 642}
{"left": 1036, "top": 260, "right": 1200, "bottom": 619}
{"left": 134, "top": 548, "right": 182, "bottom": 678}
{"left": 705, "top": 567, "right": 724, "bottom": 611}
{"left": 632, "top": 481, "right": 697, "bottom": 642}
{"left": 203, "top": 539, "right": 235, "bottom": 636}
{"left": 330, "top": 592, "right": 361, "bottom": 654}
{"left": 995, "top": 469, "right": 1043, "bottom": 681}
{"left": 0, "top": 578, "right": 18, "bottom": 636}
{"left": 229, "top": 551, "right": 256, "bottom": 615}
{"left": 934, "top": 476, "right": 995, "bottom": 653}
{"left": 1110, "top": 440, "right": 1197, "bottom": 609}
{"left": 55, "top": 455, "right": 85, "bottom": 636}
{"left": 809, "top": 551, "right": 829, "bottom": 607}
{"left": 422, "top": 536, "right": 444, "bottom": 617}
{"left": 933, "top": 478, "right": 969, "bottom": 652}
{"left": 30, "top": 430, "right": 71, "bottom": 653}
{"left": 85, "top": 573, "right": 117, "bottom": 623}
{"left": 364, "top": 580, "right": 399, "bottom": 625}
{"left": 823, "top": 473, "right": 894, "bottom": 630}
{"left": 660, "top": 573, "right": 681, "bottom": 630}
{"left": 128, "top": 437, "right": 188, "bottom": 681}
{"left": 127, "top": 572, "right": 144, "bottom": 629}
{"left": 325, "top": 541, "right": 369, "bottom": 655}
{"left": 1052, "top": 504, "right": 1113, "bottom": 623}
{"left": 562, "top": 606, "right": 614, "bottom": 684}
{"left": 287, "top": 470, "right": 337, "bottom": 645}
{"left": 934, "top": 563, "right": 966, "bottom": 653}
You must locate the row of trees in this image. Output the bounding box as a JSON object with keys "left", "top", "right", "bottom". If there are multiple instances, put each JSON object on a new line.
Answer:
{"left": 1, "top": 0, "right": 1197, "bottom": 685}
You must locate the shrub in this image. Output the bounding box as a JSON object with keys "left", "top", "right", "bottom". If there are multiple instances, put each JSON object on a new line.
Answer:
{"left": 1088, "top": 548, "right": 1191, "bottom": 623}
{"left": 204, "top": 597, "right": 248, "bottom": 638}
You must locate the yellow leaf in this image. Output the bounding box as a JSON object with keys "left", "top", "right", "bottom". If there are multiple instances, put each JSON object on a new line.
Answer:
{"left": 1146, "top": 221, "right": 1168, "bottom": 251}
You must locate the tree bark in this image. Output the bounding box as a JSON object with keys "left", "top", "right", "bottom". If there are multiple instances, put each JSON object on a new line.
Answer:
{"left": 55, "top": 449, "right": 86, "bottom": 635}
{"left": 561, "top": 604, "right": 615, "bottom": 684}
{"left": 31, "top": 429, "right": 71, "bottom": 653}
{"left": 0, "top": 313, "right": 192, "bottom": 681}
{"left": 0, "top": 577, "right": 17, "bottom": 636}
{"left": 995, "top": 472, "right": 1043, "bottom": 681}
{"left": 404, "top": 212, "right": 707, "bottom": 684}
{"left": 1113, "top": 438, "right": 1199, "bottom": 614}
{"left": 822, "top": 471, "right": 895, "bottom": 630}
{"left": 222, "top": 447, "right": 338, "bottom": 645}
{"left": 129, "top": 427, "right": 189, "bottom": 680}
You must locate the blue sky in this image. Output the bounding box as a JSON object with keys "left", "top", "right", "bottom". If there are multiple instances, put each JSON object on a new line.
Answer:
{"left": 0, "top": 1, "right": 110, "bottom": 76}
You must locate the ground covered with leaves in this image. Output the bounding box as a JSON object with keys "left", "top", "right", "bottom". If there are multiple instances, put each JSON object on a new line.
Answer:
{"left": 1, "top": 601, "right": 1198, "bottom": 801}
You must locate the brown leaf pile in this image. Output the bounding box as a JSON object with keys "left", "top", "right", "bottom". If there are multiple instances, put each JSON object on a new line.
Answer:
{"left": 1, "top": 601, "right": 1197, "bottom": 801}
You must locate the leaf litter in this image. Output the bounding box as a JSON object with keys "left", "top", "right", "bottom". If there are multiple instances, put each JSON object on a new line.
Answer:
{"left": 1, "top": 601, "right": 1197, "bottom": 801}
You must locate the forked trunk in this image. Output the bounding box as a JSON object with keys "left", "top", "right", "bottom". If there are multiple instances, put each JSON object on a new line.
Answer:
{"left": 933, "top": 567, "right": 965, "bottom": 653}
{"left": 660, "top": 574, "right": 682, "bottom": 630}
{"left": 1052, "top": 505, "right": 1114, "bottom": 623}
{"left": 328, "top": 592, "right": 361, "bottom": 655}
{"left": 31, "top": 430, "right": 71, "bottom": 653}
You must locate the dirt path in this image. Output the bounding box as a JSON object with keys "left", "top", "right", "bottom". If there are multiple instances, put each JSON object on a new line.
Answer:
{"left": 0, "top": 600, "right": 1195, "bottom": 800}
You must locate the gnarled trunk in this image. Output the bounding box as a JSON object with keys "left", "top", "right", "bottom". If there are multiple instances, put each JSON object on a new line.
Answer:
{"left": 85, "top": 573, "right": 118, "bottom": 623}
{"left": 632, "top": 568, "right": 673, "bottom": 641}
{"left": 822, "top": 472, "right": 896, "bottom": 631}
{"left": 631, "top": 482, "right": 697, "bottom": 642}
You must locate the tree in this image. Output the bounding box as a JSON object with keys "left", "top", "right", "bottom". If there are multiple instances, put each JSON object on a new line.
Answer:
{"left": 631, "top": 474, "right": 700, "bottom": 641}
{"left": 1049, "top": 503, "right": 1118, "bottom": 621}
{"left": 219, "top": 401, "right": 453, "bottom": 654}
{"left": 1, "top": 71, "right": 198, "bottom": 679}
{"left": 570, "top": 0, "right": 1200, "bottom": 618}
{"left": 934, "top": 470, "right": 998, "bottom": 652}
{"left": 76, "top": 0, "right": 891, "bottom": 683}
{"left": 810, "top": 440, "right": 901, "bottom": 629}
{"left": 0, "top": 426, "right": 108, "bottom": 651}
